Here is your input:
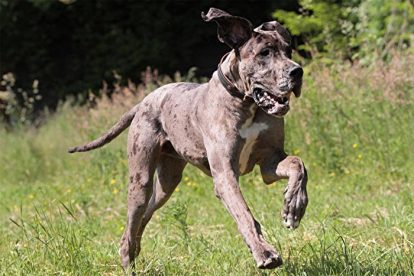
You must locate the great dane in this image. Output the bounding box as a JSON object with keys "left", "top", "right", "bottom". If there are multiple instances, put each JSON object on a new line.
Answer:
{"left": 69, "top": 7, "right": 308, "bottom": 270}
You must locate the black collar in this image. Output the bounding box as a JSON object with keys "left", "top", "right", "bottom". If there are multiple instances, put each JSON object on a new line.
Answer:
{"left": 217, "top": 53, "right": 252, "bottom": 101}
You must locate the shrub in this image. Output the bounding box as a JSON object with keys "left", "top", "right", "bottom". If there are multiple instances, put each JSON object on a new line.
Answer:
{"left": 273, "top": 0, "right": 414, "bottom": 63}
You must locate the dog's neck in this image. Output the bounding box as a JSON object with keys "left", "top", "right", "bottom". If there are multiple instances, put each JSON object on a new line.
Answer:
{"left": 209, "top": 52, "right": 257, "bottom": 123}
{"left": 219, "top": 51, "right": 250, "bottom": 97}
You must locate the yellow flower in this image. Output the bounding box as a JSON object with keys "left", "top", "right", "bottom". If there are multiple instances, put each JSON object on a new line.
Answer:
{"left": 358, "top": 154, "right": 363, "bottom": 159}
{"left": 112, "top": 188, "right": 119, "bottom": 194}
{"left": 175, "top": 187, "right": 180, "bottom": 192}
{"left": 352, "top": 143, "right": 358, "bottom": 149}
{"left": 28, "top": 194, "right": 34, "bottom": 199}
{"left": 110, "top": 179, "right": 116, "bottom": 185}
{"left": 293, "top": 149, "right": 301, "bottom": 155}
{"left": 186, "top": 181, "right": 196, "bottom": 187}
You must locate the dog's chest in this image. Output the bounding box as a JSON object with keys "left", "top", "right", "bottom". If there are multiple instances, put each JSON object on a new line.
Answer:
{"left": 238, "top": 107, "right": 269, "bottom": 174}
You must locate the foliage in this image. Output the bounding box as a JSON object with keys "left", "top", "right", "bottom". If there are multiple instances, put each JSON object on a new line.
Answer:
{"left": 273, "top": 0, "right": 414, "bottom": 63}
{"left": 1, "top": 53, "right": 413, "bottom": 274}
{"left": 274, "top": 0, "right": 354, "bottom": 59}
{"left": 356, "top": 0, "right": 414, "bottom": 62}
{"left": 0, "top": 72, "right": 42, "bottom": 127}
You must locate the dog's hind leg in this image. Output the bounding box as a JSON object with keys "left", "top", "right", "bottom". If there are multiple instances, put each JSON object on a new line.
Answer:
{"left": 134, "top": 155, "right": 187, "bottom": 255}
{"left": 119, "top": 119, "right": 161, "bottom": 271}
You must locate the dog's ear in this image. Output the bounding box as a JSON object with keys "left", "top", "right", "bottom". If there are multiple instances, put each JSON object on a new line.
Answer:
{"left": 293, "top": 86, "right": 302, "bottom": 98}
{"left": 202, "top": 7, "right": 252, "bottom": 50}
{"left": 254, "top": 21, "right": 291, "bottom": 44}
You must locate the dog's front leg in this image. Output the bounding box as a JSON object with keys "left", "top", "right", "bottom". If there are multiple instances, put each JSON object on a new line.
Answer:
{"left": 262, "top": 155, "right": 308, "bottom": 229}
{"left": 208, "top": 149, "right": 283, "bottom": 269}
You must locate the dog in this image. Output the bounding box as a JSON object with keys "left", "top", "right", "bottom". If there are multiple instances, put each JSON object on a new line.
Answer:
{"left": 69, "top": 7, "right": 308, "bottom": 270}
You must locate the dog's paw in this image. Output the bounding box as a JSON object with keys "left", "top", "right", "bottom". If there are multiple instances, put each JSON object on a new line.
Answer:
{"left": 282, "top": 183, "right": 308, "bottom": 229}
{"left": 253, "top": 244, "right": 283, "bottom": 269}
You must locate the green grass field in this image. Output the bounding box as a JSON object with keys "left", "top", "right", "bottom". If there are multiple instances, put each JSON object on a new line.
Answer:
{"left": 1, "top": 56, "right": 413, "bottom": 275}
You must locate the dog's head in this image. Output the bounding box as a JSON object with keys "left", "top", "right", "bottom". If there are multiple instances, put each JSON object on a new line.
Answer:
{"left": 202, "top": 8, "right": 303, "bottom": 117}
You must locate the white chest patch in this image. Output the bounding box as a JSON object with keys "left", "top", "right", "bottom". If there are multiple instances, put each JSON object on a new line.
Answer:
{"left": 238, "top": 107, "right": 269, "bottom": 174}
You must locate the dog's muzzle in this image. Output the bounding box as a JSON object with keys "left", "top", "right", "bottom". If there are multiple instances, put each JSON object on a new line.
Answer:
{"left": 252, "top": 88, "right": 291, "bottom": 117}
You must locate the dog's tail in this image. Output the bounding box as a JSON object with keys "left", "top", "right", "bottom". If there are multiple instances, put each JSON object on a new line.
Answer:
{"left": 68, "top": 104, "right": 139, "bottom": 153}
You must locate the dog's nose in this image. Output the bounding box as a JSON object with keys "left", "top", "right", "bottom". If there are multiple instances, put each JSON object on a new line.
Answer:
{"left": 289, "top": 66, "right": 303, "bottom": 80}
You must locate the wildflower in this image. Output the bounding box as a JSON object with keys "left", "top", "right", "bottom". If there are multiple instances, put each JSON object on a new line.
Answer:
{"left": 358, "top": 154, "right": 362, "bottom": 159}
{"left": 112, "top": 188, "right": 119, "bottom": 195}
{"left": 352, "top": 143, "right": 358, "bottom": 149}
{"left": 110, "top": 179, "right": 116, "bottom": 185}
{"left": 186, "top": 181, "right": 196, "bottom": 187}
{"left": 176, "top": 187, "right": 180, "bottom": 192}
{"left": 28, "top": 194, "right": 34, "bottom": 199}
{"left": 293, "top": 149, "right": 301, "bottom": 155}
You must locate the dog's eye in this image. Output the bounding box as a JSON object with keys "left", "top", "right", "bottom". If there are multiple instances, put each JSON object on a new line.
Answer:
{"left": 259, "top": 48, "right": 271, "bottom": 57}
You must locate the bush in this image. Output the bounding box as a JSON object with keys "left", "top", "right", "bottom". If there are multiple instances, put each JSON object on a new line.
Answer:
{"left": 273, "top": 0, "right": 414, "bottom": 63}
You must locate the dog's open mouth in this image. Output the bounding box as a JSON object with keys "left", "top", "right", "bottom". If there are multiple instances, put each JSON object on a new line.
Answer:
{"left": 252, "top": 88, "right": 291, "bottom": 117}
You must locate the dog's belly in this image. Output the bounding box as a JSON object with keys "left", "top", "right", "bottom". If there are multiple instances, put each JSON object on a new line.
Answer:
{"left": 176, "top": 142, "right": 208, "bottom": 168}
{"left": 162, "top": 126, "right": 211, "bottom": 174}
{"left": 168, "top": 140, "right": 211, "bottom": 175}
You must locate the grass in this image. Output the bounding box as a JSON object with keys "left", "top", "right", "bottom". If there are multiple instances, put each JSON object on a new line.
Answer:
{"left": 1, "top": 54, "right": 413, "bottom": 275}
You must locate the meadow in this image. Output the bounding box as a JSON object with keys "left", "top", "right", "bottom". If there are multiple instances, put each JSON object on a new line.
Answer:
{"left": 1, "top": 54, "right": 413, "bottom": 275}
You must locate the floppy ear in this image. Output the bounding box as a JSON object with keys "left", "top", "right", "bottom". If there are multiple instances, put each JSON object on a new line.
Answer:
{"left": 254, "top": 21, "right": 291, "bottom": 44}
{"left": 201, "top": 7, "right": 252, "bottom": 50}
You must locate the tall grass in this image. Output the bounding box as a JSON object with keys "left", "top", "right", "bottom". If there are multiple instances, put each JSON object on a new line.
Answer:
{"left": 0, "top": 54, "right": 413, "bottom": 275}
